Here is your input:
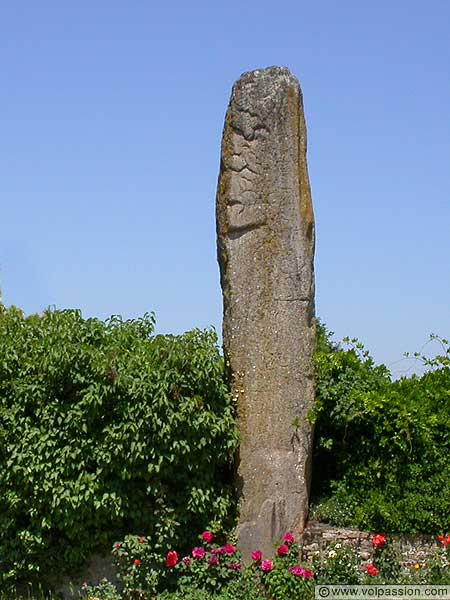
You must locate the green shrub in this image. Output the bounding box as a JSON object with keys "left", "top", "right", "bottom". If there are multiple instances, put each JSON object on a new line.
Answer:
{"left": 157, "top": 577, "right": 267, "bottom": 600}
{"left": 311, "top": 322, "right": 450, "bottom": 533}
{"left": 81, "top": 578, "right": 121, "bottom": 600}
{"left": 108, "top": 529, "right": 313, "bottom": 600}
{"left": 0, "top": 305, "right": 238, "bottom": 587}
{"left": 312, "top": 541, "right": 360, "bottom": 584}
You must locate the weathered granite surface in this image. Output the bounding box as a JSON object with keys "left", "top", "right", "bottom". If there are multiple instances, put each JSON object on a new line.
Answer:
{"left": 216, "top": 66, "right": 316, "bottom": 559}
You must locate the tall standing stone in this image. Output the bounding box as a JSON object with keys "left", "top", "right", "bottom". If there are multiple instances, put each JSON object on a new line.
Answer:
{"left": 216, "top": 67, "right": 316, "bottom": 559}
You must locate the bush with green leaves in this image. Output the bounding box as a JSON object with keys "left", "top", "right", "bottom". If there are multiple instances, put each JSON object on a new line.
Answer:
{"left": 311, "top": 322, "right": 450, "bottom": 534}
{"left": 108, "top": 529, "right": 313, "bottom": 600}
{"left": 259, "top": 540, "right": 313, "bottom": 600}
{"left": 0, "top": 304, "right": 238, "bottom": 587}
{"left": 7, "top": 534, "right": 450, "bottom": 598}
{"left": 80, "top": 578, "right": 121, "bottom": 600}
{"left": 157, "top": 575, "right": 267, "bottom": 600}
{"left": 312, "top": 541, "right": 360, "bottom": 584}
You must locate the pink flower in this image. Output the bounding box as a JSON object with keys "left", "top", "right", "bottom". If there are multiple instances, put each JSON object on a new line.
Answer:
{"left": 133, "top": 559, "right": 141, "bottom": 566}
{"left": 251, "top": 550, "right": 262, "bottom": 562}
{"left": 138, "top": 536, "right": 145, "bottom": 543}
{"left": 260, "top": 560, "right": 273, "bottom": 572}
{"left": 372, "top": 534, "right": 386, "bottom": 548}
{"left": 192, "top": 547, "right": 206, "bottom": 559}
{"left": 289, "top": 565, "right": 312, "bottom": 579}
{"left": 182, "top": 556, "right": 191, "bottom": 566}
{"left": 365, "top": 563, "right": 379, "bottom": 576}
{"left": 211, "top": 548, "right": 223, "bottom": 555}
{"left": 226, "top": 562, "right": 241, "bottom": 570}
{"left": 165, "top": 551, "right": 178, "bottom": 567}
{"left": 283, "top": 532, "right": 295, "bottom": 545}
{"left": 201, "top": 531, "right": 214, "bottom": 543}
{"left": 277, "top": 544, "right": 289, "bottom": 557}
{"left": 209, "top": 555, "right": 219, "bottom": 566}
{"left": 223, "top": 544, "right": 236, "bottom": 555}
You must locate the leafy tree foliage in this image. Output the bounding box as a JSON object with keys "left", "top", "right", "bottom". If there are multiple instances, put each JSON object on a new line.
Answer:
{"left": 311, "top": 322, "right": 450, "bottom": 533}
{"left": 0, "top": 305, "right": 237, "bottom": 586}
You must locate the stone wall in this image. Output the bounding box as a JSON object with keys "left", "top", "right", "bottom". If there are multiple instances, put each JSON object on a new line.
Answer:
{"left": 300, "top": 521, "right": 441, "bottom": 567}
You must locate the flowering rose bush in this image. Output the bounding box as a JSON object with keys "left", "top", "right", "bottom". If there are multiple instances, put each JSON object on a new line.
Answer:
{"left": 255, "top": 534, "right": 314, "bottom": 600}
{"left": 173, "top": 533, "right": 243, "bottom": 593}
{"left": 158, "top": 530, "right": 314, "bottom": 598}
{"left": 112, "top": 534, "right": 171, "bottom": 598}
{"left": 370, "top": 534, "right": 400, "bottom": 581}
{"left": 81, "top": 529, "right": 450, "bottom": 600}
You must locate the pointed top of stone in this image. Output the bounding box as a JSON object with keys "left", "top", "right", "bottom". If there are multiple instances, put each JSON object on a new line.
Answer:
{"left": 238, "top": 65, "right": 297, "bottom": 79}
{"left": 231, "top": 66, "right": 301, "bottom": 101}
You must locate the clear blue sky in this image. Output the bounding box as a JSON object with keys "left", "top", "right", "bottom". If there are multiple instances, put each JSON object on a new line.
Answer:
{"left": 1, "top": 1, "right": 449, "bottom": 377}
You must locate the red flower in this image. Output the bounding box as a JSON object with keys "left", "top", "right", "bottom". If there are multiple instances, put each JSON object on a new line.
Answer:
{"left": 372, "top": 534, "right": 386, "bottom": 548}
{"left": 226, "top": 562, "right": 241, "bottom": 570}
{"left": 192, "top": 547, "right": 206, "bottom": 559}
{"left": 261, "top": 560, "right": 273, "bottom": 572}
{"left": 251, "top": 550, "right": 262, "bottom": 562}
{"left": 133, "top": 559, "right": 141, "bottom": 566}
{"left": 283, "top": 532, "right": 295, "bottom": 545}
{"left": 289, "top": 565, "right": 312, "bottom": 579}
{"left": 182, "top": 556, "right": 191, "bottom": 566}
{"left": 138, "top": 536, "right": 145, "bottom": 543}
{"left": 365, "top": 563, "right": 379, "bottom": 576}
{"left": 277, "top": 544, "right": 289, "bottom": 557}
{"left": 223, "top": 544, "right": 236, "bottom": 555}
{"left": 165, "top": 550, "right": 178, "bottom": 567}
{"left": 209, "top": 555, "right": 219, "bottom": 566}
{"left": 437, "top": 535, "right": 450, "bottom": 547}
{"left": 201, "top": 531, "right": 214, "bottom": 543}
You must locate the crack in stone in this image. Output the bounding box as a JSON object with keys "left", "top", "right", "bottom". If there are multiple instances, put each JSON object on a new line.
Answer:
{"left": 227, "top": 198, "right": 244, "bottom": 207}
{"left": 228, "top": 221, "right": 265, "bottom": 240}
